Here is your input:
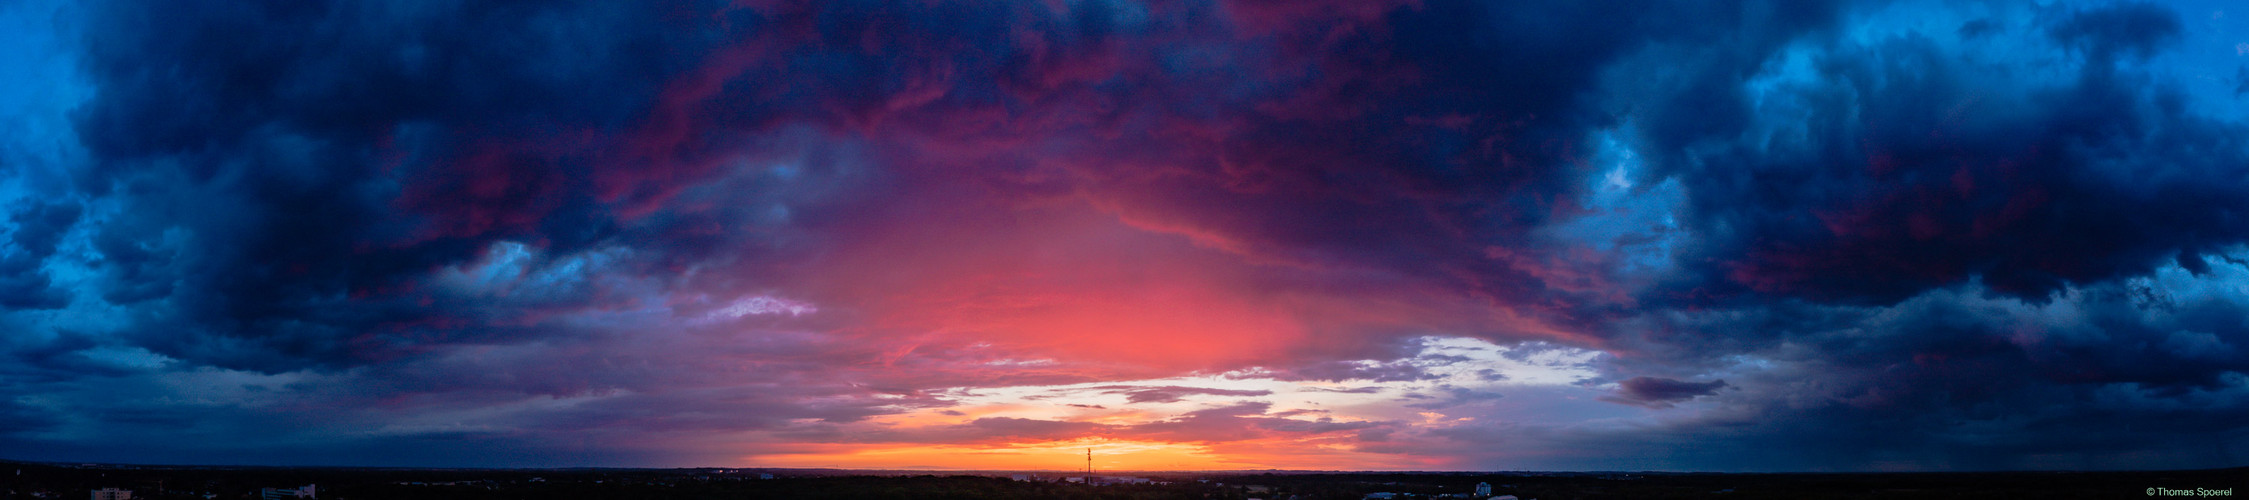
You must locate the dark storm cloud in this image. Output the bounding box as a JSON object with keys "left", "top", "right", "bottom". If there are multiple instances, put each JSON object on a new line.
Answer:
{"left": 1515, "top": 0, "right": 2249, "bottom": 470}
{"left": 1635, "top": 1, "right": 2249, "bottom": 305}
{"left": 1051, "top": 1, "right": 1847, "bottom": 315}
{"left": 2045, "top": 2, "right": 2182, "bottom": 60}
{"left": 1601, "top": 377, "right": 1728, "bottom": 409}
{"left": 2235, "top": 66, "right": 2249, "bottom": 97}
{"left": 0, "top": 253, "right": 65, "bottom": 310}
{"left": 1956, "top": 18, "right": 2003, "bottom": 39}
{"left": 43, "top": 0, "right": 1844, "bottom": 377}
{"left": 0, "top": 200, "right": 79, "bottom": 309}
{"left": 4, "top": 199, "right": 78, "bottom": 256}
{"left": 61, "top": 0, "right": 734, "bottom": 373}
{"left": 7, "top": 0, "right": 2248, "bottom": 471}
{"left": 1588, "top": 263, "right": 2249, "bottom": 469}
{"left": 52, "top": 0, "right": 1178, "bottom": 375}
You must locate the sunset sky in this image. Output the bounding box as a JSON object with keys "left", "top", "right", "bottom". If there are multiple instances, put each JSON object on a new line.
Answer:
{"left": 3, "top": 0, "right": 2248, "bottom": 472}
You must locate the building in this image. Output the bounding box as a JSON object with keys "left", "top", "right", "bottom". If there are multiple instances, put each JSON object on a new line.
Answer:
{"left": 1475, "top": 482, "right": 1492, "bottom": 495}
{"left": 259, "top": 484, "right": 314, "bottom": 500}
{"left": 91, "top": 488, "right": 131, "bottom": 500}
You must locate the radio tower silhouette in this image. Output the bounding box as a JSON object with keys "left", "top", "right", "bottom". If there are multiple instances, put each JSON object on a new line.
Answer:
{"left": 1085, "top": 447, "right": 1093, "bottom": 477}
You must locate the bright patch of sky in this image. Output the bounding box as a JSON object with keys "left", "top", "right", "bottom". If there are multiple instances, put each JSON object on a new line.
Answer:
{"left": 917, "top": 337, "right": 1620, "bottom": 430}
{"left": 704, "top": 295, "right": 818, "bottom": 320}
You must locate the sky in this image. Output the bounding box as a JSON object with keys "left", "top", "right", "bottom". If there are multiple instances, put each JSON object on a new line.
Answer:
{"left": 1, "top": 0, "right": 2247, "bottom": 472}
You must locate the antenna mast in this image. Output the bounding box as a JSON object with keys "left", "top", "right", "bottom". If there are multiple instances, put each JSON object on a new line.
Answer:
{"left": 1086, "top": 447, "right": 1093, "bottom": 477}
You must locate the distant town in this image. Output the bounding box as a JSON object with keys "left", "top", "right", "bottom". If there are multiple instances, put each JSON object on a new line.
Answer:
{"left": 1, "top": 459, "right": 2239, "bottom": 499}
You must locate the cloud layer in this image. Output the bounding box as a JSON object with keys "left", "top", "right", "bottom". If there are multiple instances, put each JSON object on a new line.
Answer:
{"left": 0, "top": 0, "right": 2245, "bottom": 471}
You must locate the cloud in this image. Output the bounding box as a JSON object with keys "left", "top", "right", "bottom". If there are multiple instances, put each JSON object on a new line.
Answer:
{"left": 1122, "top": 402, "right": 1378, "bottom": 444}
{"left": 1089, "top": 385, "right": 1274, "bottom": 404}
{"left": 1580, "top": 253, "right": 2249, "bottom": 470}
{"left": 0, "top": 200, "right": 80, "bottom": 309}
{"left": 2, "top": 0, "right": 2245, "bottom": 471}
{"left": 2045, "top": 2, "right": 2182, "bottom": 61}
{"left": 1631, "top": 1, "right": 2249, "bottom": 305}
{"left": 1602, "top": 377, "right": 1729, "bottom": 409}
{"left": 693, "top": 295, "right": 818, "bottom": 324}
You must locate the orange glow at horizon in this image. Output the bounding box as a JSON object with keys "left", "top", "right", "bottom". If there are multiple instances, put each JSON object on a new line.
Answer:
{"left": 735, "top": 437, "right": 1434, "bottom": 471}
